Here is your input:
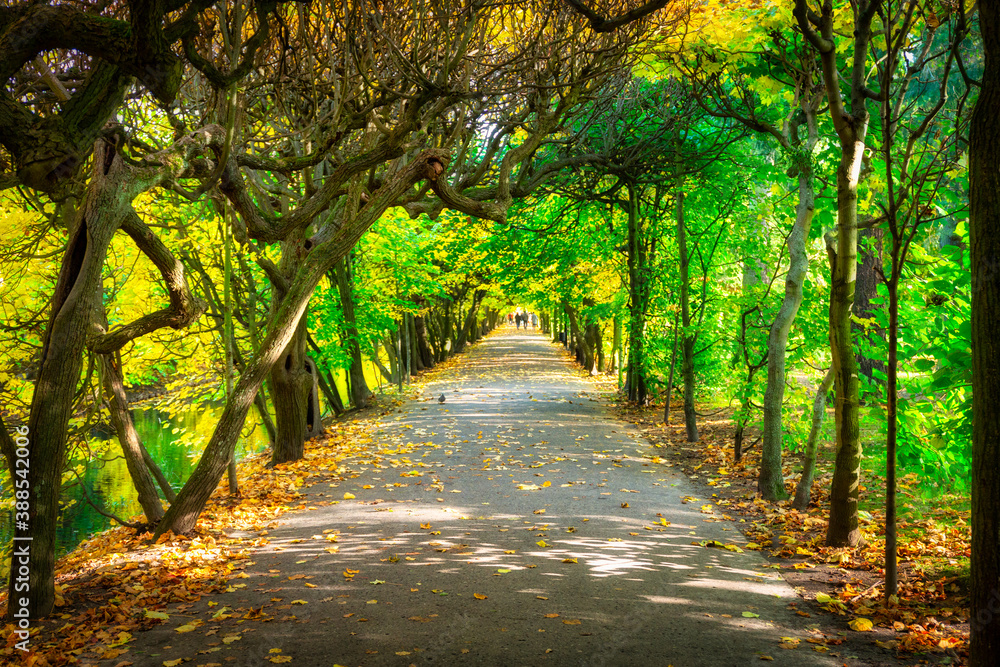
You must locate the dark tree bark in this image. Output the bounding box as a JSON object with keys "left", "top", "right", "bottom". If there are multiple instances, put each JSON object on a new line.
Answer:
{"left": 99, "top": 353, "right": 165, "bottom": 523}
{"left": 676, "top": 186, "right": 699, "bottom": 442}
{"left": 853, "top": 226, "right": 886, "bottom": 387}
{"left": 625, "top": 182, "right": 648, "bottom": 403}
{"left": 268, "top": 231, "right": 314, "bottom": 466}
{"left": 334, "top": 256, "right": 372, "bottom": 408}
{"left": 566, "top": 304, "right": 595, "bottom": 372}
{"left": 970, "top": 1, "right": 1000, "bottom": 662}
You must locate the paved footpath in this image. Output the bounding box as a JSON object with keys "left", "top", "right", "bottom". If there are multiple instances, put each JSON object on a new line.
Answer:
{"left": 110, "top": 329, "right": 839, "bottom": 667}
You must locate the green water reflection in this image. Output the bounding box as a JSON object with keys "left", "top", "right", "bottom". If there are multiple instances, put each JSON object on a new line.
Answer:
{"left": 2, "top": 405, "right": 267, "bottom": 559}
{"left": 2, "top": 363, "right": 376, "bottom": 561}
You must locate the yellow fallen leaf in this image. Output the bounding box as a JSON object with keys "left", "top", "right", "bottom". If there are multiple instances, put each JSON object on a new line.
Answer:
{"left": 562, "top": 619, "right": 581, "bottom": 625}
{"left": 145, "top": 610, "right": 169, "bottom": 620}
{"left": 163, "top": 660, "right": 185, "bottom": 667}
{"left": 473, "top": 593, "right": 488, "bottom": 600}
{"left": 536, "top": 540, "right": 550, "bottom": 547}
{"left": 269, "top": 657, "right": 292, "bottom": 664}
{"left": 343, "top": 492, "right": 355, "bottom": 499}
{"left": 533, "top": 509, "right": 545, "bottom": 514}
{"left": 395, "top": 651, "right": 411, "bottom": 656}
{"left": 561, "top": 558, "right": 578, "bottom": 564}
{"left": 291, "top": 600, "right": 307, "bottom": 605}
{"left": 536, "top": 596, "right": 548, "bottom": 600}
{"left": 420, "top": 523, "right": 432, "bottom": 529}
{"left": 222, "top": 635, "right": 242, "bottom": 644}
{"left": 848, "top": 617, "right": 874, "bottom": 632}
{"left": 543, "top": 613, "right": 560, "bottom": 618}
{"left": 541, "top": 481, "right": 551, "bottom": 488}
{"left": 175, "top": 624, "right": 198, "bottom": 633}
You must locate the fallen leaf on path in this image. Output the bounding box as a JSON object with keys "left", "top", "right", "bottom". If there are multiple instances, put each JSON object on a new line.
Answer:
{"left": 562, "top": 619, "right": 581, "bottom": 625}
{"left": 343, "top": 493, "right": 355, "bottom": 499}
{"left": 562, "top": 558, "right": 578, "bottom": 564}
{"left": 474, "top": 593, "right": 488, "bottom": 600}
{"left": 543, "top": 613, "right": 560, "bottom": 618}
{"left": 849, "top": 617, "right": 874, "bottom": 632}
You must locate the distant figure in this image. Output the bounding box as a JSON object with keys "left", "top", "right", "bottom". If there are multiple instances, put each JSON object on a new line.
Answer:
{"left": 531, "top": 313, "right": 538, "bottom": 329}
{"left": 515, "top": 313, "right": 522, "bottom": 329}
{"left": 507, "top": 312, "right": 513, "bottom": 325}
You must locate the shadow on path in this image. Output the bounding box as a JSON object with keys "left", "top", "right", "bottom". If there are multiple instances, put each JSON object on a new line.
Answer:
{"left": 111, "top": 329, "right": 840, "bottom": 667}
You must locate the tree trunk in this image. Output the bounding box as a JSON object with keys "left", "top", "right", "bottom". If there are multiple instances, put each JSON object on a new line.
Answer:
{"left": 663, "top": 310, "right": 680, "bottom": 425}
{"left": 759, "top": 168, "right": 816, "bottom": 500}
{"left": 566, "top": 304, "right": 594, "bottom": 373}
{"left": 454, "top": 290, "right": 484, "bottom": 353}
{"left": 413, "top": 311, "right": 434, "bottom": 369}
{"left": 854, "top": 226, "right": 886, "bottom": 388}
{"left": 792, "top": 0, "right": 878, "bottom": 550}
{"left": 99, "top": 353, "right": 164, "bottom": 523}
{"left": 793, "top": 367, "right": 834, "bottom": 510}
{"left": 334, "top": 257, "right": 371, "bottom": 408}
{"left": 269, "top": 314, "right": 312, "bottom": 465}
{"left": 677, "top": 186, "right": 699, "bottom": 442}
{"left": 590, "top": 321, "right": 605, "bottom": 373}
{"left": 625, "top": 182, "right": 648, "bottom": 404}
{"left": 885, "top": 271, "right": 900, "bottom": 596}
{"left": 303, "top": 357, "right": 323, "bottom": 438}
{"left": 8, "top": 138, "right": 128, "bottom": 619}
{"left": 969, "top": 2, "right": 1000, "bottom": 661}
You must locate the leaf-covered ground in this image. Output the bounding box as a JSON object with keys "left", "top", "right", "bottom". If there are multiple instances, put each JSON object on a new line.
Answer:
{"left": 616, "top": 402, "right": 970, "bottom": 665}
{"left": 2, "top": 328, "right": 951, "bottom": 666}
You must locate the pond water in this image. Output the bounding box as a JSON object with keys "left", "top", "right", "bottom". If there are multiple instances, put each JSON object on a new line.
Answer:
{"left": 1, "top": 364, "right": 383, "bottom": 566}
{"left": 0, "top": 403, "right": 269, "bottom": 562}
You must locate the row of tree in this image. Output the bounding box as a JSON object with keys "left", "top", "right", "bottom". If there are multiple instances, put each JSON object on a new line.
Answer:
{"left": 0, "top": 1, "right": 997, "bottom": 664}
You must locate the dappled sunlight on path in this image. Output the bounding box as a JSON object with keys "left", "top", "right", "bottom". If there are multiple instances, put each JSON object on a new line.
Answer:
{"left": 111, "top": 327, "right": 839, "bottom": 666}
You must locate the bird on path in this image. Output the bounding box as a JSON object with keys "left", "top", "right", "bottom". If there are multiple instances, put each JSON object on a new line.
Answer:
{"left": 438, "top": 393, "right": 446, "bottom": 404}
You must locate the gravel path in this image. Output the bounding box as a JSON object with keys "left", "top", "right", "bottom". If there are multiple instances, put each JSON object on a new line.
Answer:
{"left": 109, "top": 328, "right": 838, "bottom": 667}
